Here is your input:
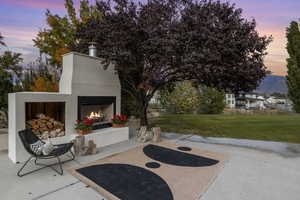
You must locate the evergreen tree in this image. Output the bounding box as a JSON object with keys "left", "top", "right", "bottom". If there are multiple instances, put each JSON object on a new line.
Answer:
{"left": 286, "top": 21, "right": 300, "bottom": 113}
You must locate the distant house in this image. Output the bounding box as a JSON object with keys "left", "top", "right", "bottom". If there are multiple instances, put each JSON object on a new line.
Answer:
{"left": 225, "top": 93, "right": 265, "bottom": 110}
{"left": 265, "top": 96, "right": 293, "bottom": 111}
{"left": 225, "top": 94, "right": 236, "bottom": 108}
{"left": 225, "top": 93, "right": 293, "bottom": 111}
{"left": 149, "top": 92, "right": 161, "bottom": 105}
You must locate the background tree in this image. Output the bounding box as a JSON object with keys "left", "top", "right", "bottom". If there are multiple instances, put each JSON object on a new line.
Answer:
{"left": 0, "top": 51, "right": 23, "bottom": 115}
{"left": 30, "top": 76, "right": 59, "bottom": 92}
{"left": 74, "top": 0, "right": 271, "bottom": 126}
{"left": 34, "top": 0, "right": 101, "bottom": 66}
{"left": 286, "top": 21, "right": 300, "bottom": 113}
{"left": 0, "top": 33, "right": 5, "bottom": 47}
{"left": 15, "top": 58, "right": 60, "bottom": 92}
{"left": 197, "top": 86, "right": 226, "bottom": 114}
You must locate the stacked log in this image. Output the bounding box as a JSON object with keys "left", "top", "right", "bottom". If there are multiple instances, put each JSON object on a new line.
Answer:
{"left": 26, "top": 113, "right": 65, "bottom": 140}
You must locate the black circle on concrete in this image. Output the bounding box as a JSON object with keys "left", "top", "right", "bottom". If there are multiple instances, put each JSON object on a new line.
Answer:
{"left": 177, "top": 146, "right": 192, "bottom": 151}
{"left": 76, "top": 164, "right": 173, "bottom": 200}
{"left": 143, "top": 144, "right": 219, "bottom": 167}
{"left": 145, "top": 162, "right": 161, "bottom": 169}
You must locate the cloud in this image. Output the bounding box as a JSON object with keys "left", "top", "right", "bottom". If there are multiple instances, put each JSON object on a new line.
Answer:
{"left": 1, "top": 0, "right": 98, "bottom": 11}
{"left": 1, "top": 0, "right": 65, "bottom": 10}
{"left": 0, "top": 25, "right": 39, "bottom": 63}
{"left": 0, "top": 25, "right": 38, "bottom": 42}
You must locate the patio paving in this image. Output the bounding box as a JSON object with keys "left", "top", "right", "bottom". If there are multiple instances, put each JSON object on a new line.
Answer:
{"left": 0, "top": 134, "right": 299, "bottom": 200}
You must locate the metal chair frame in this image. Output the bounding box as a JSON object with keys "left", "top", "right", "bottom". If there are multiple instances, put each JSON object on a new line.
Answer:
{"left": 17, "top": 129, "right": 75, "bottom": 177}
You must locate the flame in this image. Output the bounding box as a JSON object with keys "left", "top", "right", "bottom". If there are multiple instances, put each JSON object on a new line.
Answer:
{"left": 88, "top": 111, "right": 103, "bottom": 119}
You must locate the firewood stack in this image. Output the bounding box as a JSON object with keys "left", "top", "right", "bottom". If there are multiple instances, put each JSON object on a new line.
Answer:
{"left": 26, "top": 113, "right": 65, "bottom": 140}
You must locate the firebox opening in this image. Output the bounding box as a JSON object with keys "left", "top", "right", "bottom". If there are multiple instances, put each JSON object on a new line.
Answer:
{"left": 78, "top": 96, "right": 116, "bottom": 130}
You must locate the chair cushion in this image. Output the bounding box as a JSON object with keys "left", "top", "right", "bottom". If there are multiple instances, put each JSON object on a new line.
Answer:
{"left": 42, "top": 141, "right": 55, "bottom": 156}
{"left": 30, "top": 141, "right": 44, "bottom": 155}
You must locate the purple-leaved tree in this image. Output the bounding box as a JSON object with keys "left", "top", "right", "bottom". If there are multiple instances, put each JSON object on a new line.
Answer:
{"left": 73, "top": 0, "right": 272, "bottom": 126}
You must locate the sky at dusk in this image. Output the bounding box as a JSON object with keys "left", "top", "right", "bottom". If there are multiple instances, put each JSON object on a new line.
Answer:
{"left": 0, "top": 0, "right": 299, "bottom": 76}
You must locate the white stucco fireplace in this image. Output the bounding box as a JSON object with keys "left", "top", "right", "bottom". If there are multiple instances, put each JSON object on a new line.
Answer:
{"left": 8, "top": 52, "right": 129, "bottom": 163}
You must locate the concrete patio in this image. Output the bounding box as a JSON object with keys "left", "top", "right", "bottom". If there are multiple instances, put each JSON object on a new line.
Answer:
{"left": 0, "top": 133, "right": 299, "bottom": 200}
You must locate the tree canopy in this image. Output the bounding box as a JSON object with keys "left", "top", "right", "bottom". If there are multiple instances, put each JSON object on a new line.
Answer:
{"left": 33, "top": 0, "right": 101, "bottom": 66}
{"left": 73, "top": 0, "right": 271, "bottom": 125}
{"left": 286, "top": 21, "right": 300, "bottom": 113}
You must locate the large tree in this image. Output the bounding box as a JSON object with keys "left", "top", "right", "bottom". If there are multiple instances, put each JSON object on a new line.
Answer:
{"left": 286, "top": 21, "right": 300, "bottom": 113}
{"left": 74, "top": 0, "right": 271, "bottom": 125}
{"left": 33, "top": 0, "right": 101, "bottom": 66}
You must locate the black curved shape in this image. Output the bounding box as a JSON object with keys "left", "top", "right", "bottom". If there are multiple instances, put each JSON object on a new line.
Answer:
{"left": 76, "top": 164, "right": 173, "bottom": 200}
{"left": 177, "top": 146, "right": 192, "bottom": 151}
{"left": 143, "top": 144, "right": 219, "bottom": 167}
{"left": 145, "top": 162, "right": 161, "bottom": 169}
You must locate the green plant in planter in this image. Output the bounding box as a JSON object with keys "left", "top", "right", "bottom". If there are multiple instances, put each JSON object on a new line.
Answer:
{"left": 111, "top": 115, "right": 127, "bottom": 125}
{"left": 74, "top": 119, "right": 94, "bottom": 131}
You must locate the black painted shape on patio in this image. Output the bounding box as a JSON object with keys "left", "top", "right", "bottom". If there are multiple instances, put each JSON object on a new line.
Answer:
{"left": 177, "top": 146, "right": 192, "bottom": 151}
{"left": 143, "top": 144, "right": 219, "bottom": 167}
{"left": 76, "top": 164, "right": 174, "bottom": 200}
{"left": 145, "top": 162, "right": 161, "bottom": 169}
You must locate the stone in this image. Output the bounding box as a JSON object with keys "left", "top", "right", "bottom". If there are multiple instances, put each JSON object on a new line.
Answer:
{"left": 85, "top": 140, "right": 97, "bottom": 155}
{"left": 72, "top": 135, "right": 85, "bottom": 156}
{"left": 127, "top": 117, "right": 141, "bottom": 138}
{"left": 137, "top": 126, "right": 153, "bottom": 143}
{"left": 152, "top": 127, "right": 161, "bottom": 143}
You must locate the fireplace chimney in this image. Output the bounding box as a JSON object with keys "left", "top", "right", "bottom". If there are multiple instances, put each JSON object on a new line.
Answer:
{"left": 88, "top": 42, "right": 97, "bottom": 57}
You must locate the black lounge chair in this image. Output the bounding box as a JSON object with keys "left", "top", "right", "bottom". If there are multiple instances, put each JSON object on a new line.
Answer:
{"left": 17, "top": 129, "right": 75, "bottom": 177}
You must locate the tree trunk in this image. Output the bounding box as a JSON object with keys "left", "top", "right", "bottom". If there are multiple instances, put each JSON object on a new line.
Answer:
{"left": 140, "top": 103, "right": 148, "bottom": 126}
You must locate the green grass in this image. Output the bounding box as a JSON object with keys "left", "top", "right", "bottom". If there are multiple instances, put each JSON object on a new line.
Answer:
{"left": 152, "top": 114, "right": 300, "bottom": 144}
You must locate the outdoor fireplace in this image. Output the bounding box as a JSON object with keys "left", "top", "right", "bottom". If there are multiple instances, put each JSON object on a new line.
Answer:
{"left": 78, "top": 96, "right": 116, "bottom": 130}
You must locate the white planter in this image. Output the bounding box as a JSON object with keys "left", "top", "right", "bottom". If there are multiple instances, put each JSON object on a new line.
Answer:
{"left": 69, "top": 127, "right": 129, "bottom": 148}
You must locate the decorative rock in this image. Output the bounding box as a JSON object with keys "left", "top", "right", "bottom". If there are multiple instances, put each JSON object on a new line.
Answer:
{"left": 85, "top": 140, "right": 97, "bottom": 155}
{"left": 137, "top": 126, "right": 153, "bottom": 143}
{"left": 152, "top": 127, "right": 161, "bottom": 143}
{"left": 72, "top": 135, "right": 85, "bottom": 156}
{"left": 127, "top": 117, "right": 141, "bottom": 138}
{"left": 137, "top": 126, "right": 147, "bottom": 139}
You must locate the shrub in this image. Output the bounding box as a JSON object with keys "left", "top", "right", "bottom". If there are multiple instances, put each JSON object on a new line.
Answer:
{"left": 198, "top": 86, "right": 226, "bottom": 114}
{"left": 160, "top": 82, "right": 200, "bottom": 114}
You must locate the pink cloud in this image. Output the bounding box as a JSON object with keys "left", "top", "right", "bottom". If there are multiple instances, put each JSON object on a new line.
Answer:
{"left": 1, "top": 0, "right": 65, "bottom": 10}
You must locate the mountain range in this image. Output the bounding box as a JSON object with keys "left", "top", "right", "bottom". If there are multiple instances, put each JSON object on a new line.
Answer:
{"left": 255, "top": 75, "right": 288, "bottom": 94}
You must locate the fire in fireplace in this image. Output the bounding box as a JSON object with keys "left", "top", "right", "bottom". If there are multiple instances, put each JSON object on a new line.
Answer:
{"left": 78, "top": 96, "right": 116, "bottom": 130}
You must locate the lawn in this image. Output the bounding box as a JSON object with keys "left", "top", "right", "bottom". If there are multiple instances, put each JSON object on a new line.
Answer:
{"left": 152, "top": 114, "right": 300, "bottom": 144}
